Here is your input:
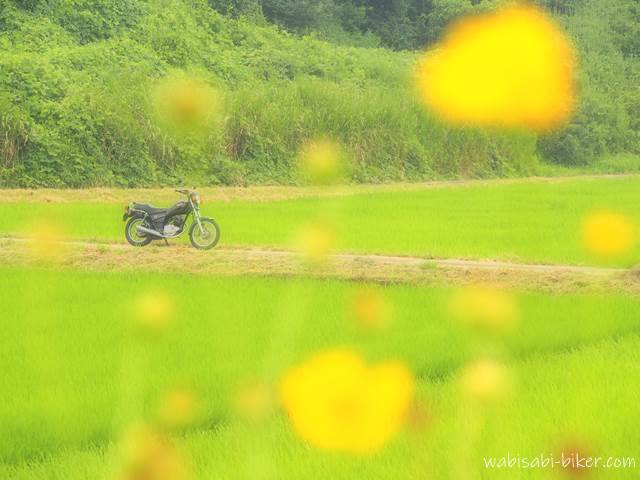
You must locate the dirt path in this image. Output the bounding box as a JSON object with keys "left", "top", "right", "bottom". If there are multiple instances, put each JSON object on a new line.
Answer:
{"left": 2, "top": 237, "right": 637, "bottom": 294}
{"left": 0, "top": 174, "right": 635, "bottom": 204}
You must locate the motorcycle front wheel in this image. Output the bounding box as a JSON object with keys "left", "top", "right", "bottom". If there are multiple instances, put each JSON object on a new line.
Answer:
{"left": 189, "top": 219, "right": 220, "bottom": 250}
{"left": 125, "top": 217, "right": 153, "bottom": 247}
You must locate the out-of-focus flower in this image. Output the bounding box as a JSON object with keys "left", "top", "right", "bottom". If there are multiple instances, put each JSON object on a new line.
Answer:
{"left": 553, "top": 437, "right": 595, "bottom": 477}
{"left": 459, "top": 358, "right": 510, "bottom": 402}
{"left": 416, "top": 5, "right": 575, "bottom": 131}
{"left": 448, "top": 285, "right": 518, "bottom": 333}
{"left": 117, "top": 423, "right": 189, "bottom": 480}
{"left": 405, "top": 400, "right": 432, "bottom": 435}
{"left": 350, "top": 286, "right": 393, "bottom": 330}
{"left": 232, "top": 380, "right": 275, "bottom": 421}
{"left": 156, "top": 388, "right": 201, "bottom": 429}
{"left": 24, "top": 219, "right": 67, "bottom": 263}
{"left": 298, "top": 138, "right": 345, "bottom": 185}
{"left": 582, "top": 211, "right": 636, "bottom": 257}
{"left": 293, "top": 220, "right": 336, "bottom": 265}
{"left": 132, "top": 290, "right": 175, "bottom": 333}
{"left": 153, "top": 73, "right": 219, "bottom": 136}
{"left": 279, "top": 349, "right": 414, "bottom": 454}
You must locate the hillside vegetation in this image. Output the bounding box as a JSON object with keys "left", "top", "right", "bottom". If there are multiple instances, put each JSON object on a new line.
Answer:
{"left": 0, "top": 0, "right": 638, "bottom": 187}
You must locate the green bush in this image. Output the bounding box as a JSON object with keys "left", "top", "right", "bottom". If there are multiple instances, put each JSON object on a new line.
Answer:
{"left": 537, "top": 0, "right": 640, "bottom": 166}
{"left": 0, "top": 0, "right": 637, "bottom": 187}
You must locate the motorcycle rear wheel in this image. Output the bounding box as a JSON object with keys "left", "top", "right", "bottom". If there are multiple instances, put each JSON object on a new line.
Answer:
{"left": 125, "top": 217, "right": 153, "bottom": 247}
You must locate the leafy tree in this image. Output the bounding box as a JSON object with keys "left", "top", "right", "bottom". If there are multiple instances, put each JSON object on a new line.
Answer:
{"left": 208, "top": 0, "right": 263, "bottom": 19}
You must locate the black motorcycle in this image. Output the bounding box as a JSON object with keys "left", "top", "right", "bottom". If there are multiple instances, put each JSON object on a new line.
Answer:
{"left": 123, "top": 189, "right": 220, "bottom": 250}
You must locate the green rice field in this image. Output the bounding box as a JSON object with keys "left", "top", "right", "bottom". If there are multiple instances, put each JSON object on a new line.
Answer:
{"left": 1, "top": 176, "right": 639, "bottom": 479}
{"left": 2, "top": 176, "right": 640, "bottom": 266}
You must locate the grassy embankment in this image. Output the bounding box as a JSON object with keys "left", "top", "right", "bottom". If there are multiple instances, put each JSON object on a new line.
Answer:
{"left": 2, "top": 0, "right": 639, "bottom": 187}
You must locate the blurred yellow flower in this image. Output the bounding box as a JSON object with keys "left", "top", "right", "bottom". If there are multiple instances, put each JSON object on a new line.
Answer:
{"left": 405, "top": 400, "right": 432, "bottom": 435}
{"left": 25, "top": 219, "right": 67, "bottom": 263}
{"left": 132, "top": 290, "right": 175, "bottom": 333}
{"left": 448, "top": 285, "right": 518, "bottom": 332}
{"left": 298, "top": 138, "right": 345, "bottom": 185}
{"left": 156, "top": 388, "right": 201, "bottom": 429}
{"left": 350, "top": 286, "right": 393, "bottom": 330}
{"left": 280, "top": 349, "right": 414, "bottom": 454}
{"left": 459, "top": 358, "right": 510, "bottom": 402}
{"left": 582, "top": 211, "right": 636, "bottom": 257}
{"left": 232, "top": 380, "right": 275, "bottom": 421}
{"left": 416, "top": 5, "right": 575, "bottom": 131}
{"left": 293, "top": 220, "right": 336, "bottom": 264}
{"left": 153, "top": 74, "right": 219, "bottom": 135}
{"left": 117, "top": 423, "right": 188, "bottom": 480}
{"left": 553, "top": 437, "right": 595, "bottom": 477}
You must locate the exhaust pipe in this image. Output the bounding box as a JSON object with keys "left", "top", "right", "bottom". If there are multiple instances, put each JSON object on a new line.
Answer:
{"left": 136, "top": 225, "right": 165, "bottom": 238}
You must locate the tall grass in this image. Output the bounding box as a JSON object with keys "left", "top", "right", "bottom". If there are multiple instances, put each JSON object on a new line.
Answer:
{"left": 0, "top": 0, "right": 541, "bottom": 187}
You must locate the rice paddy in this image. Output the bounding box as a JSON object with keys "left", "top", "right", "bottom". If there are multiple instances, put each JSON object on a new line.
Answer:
{"left": 2, "top": 175, "right": 639, "bottom": 266}
{"left": 1, "top": 176, "right": 638, "bottom": 479}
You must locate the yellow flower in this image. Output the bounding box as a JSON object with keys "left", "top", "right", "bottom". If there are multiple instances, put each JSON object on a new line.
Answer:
{"left": 448, "top": 285, "right": 518, "bottom": 332}
{"left": 553, "top": 437, "right": 595, "bottom": 477}
{"left": 405, "top": 400, "right": 432, "bottom": 435}
{"left": 293, "top": 220, "right": 336, "bottom": 265}
{"left": 350, "top": 286, "right": 393, "bottom": 330}
{"left": 117, "top": 423, "right": 189, "bottom": 480}
{"left": 156, "top": 389, "right": 201, "bottom": 429}
{"left": 153, "top": 74, "right": 219, "bottom": 136}
{"left": 24, "top": 219, "right": 67, "bottom": 263}
{"left": 132, "top": 290, "right": 175, "bottom": 333}
{"left": 298, "top": 138, "right": 345, "bottom": 185}
{"left": 416, "top": 5, "right": 575, "bottom": 131}
{"left": 582, "top": 211, "right": 636, "bottom": 257}
{"left": 280, "top": 349, "right": 414, "bottom": 454}
{"left": 232, "top": 380, "right": 275, "bottom": 421}
{"left": 459, "top": 358, "right": 510, "bottom": 402}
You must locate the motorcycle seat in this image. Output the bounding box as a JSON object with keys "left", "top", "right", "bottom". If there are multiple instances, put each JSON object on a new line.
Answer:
{"left": 133, "top": 203, "right": 168, "bottom": 215}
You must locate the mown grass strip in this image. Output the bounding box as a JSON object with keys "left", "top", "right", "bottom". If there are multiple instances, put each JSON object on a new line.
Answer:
{"left": 1, "top": 238, "right": 636, "bottom": 295}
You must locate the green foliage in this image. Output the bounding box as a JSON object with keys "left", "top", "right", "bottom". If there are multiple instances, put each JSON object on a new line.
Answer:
{"left": 44, "top": 0, "right": 147, "bottom": 44}
{"left": 537, "top": 0, "right": 640, "bottom": 165}
{"left": 207, "top": 0, "right": 263, "bottom": 19}
{"left": 415, "top": 0, "right": 476, "bottom": 48}
{"left": 0, "top": 94, "right": 31, "bottom": 173}
{"left": 206, "top": 0, "right": 497, "bottom": 51}
{"left": 210, "top": 0, "right": 640, "bottom": 168}
{"left": 0, "top": 0, "right": 542, "bottom": 187}
{"left": 0, "top": 0, "right": 637, "bottom": 186}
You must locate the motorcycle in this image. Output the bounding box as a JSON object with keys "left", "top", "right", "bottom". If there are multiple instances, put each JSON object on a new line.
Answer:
{"left": 122, "top": 189, "right": 220, "bottom": 250}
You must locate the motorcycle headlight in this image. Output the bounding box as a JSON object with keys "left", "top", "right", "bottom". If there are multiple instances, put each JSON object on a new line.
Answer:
{"left": 191, "top": 193, "right": 201, "bottom": 205}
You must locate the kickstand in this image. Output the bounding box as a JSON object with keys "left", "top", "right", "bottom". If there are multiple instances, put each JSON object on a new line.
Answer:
{"left": 164, "top": 238, "right": 169, "bottom": 247}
